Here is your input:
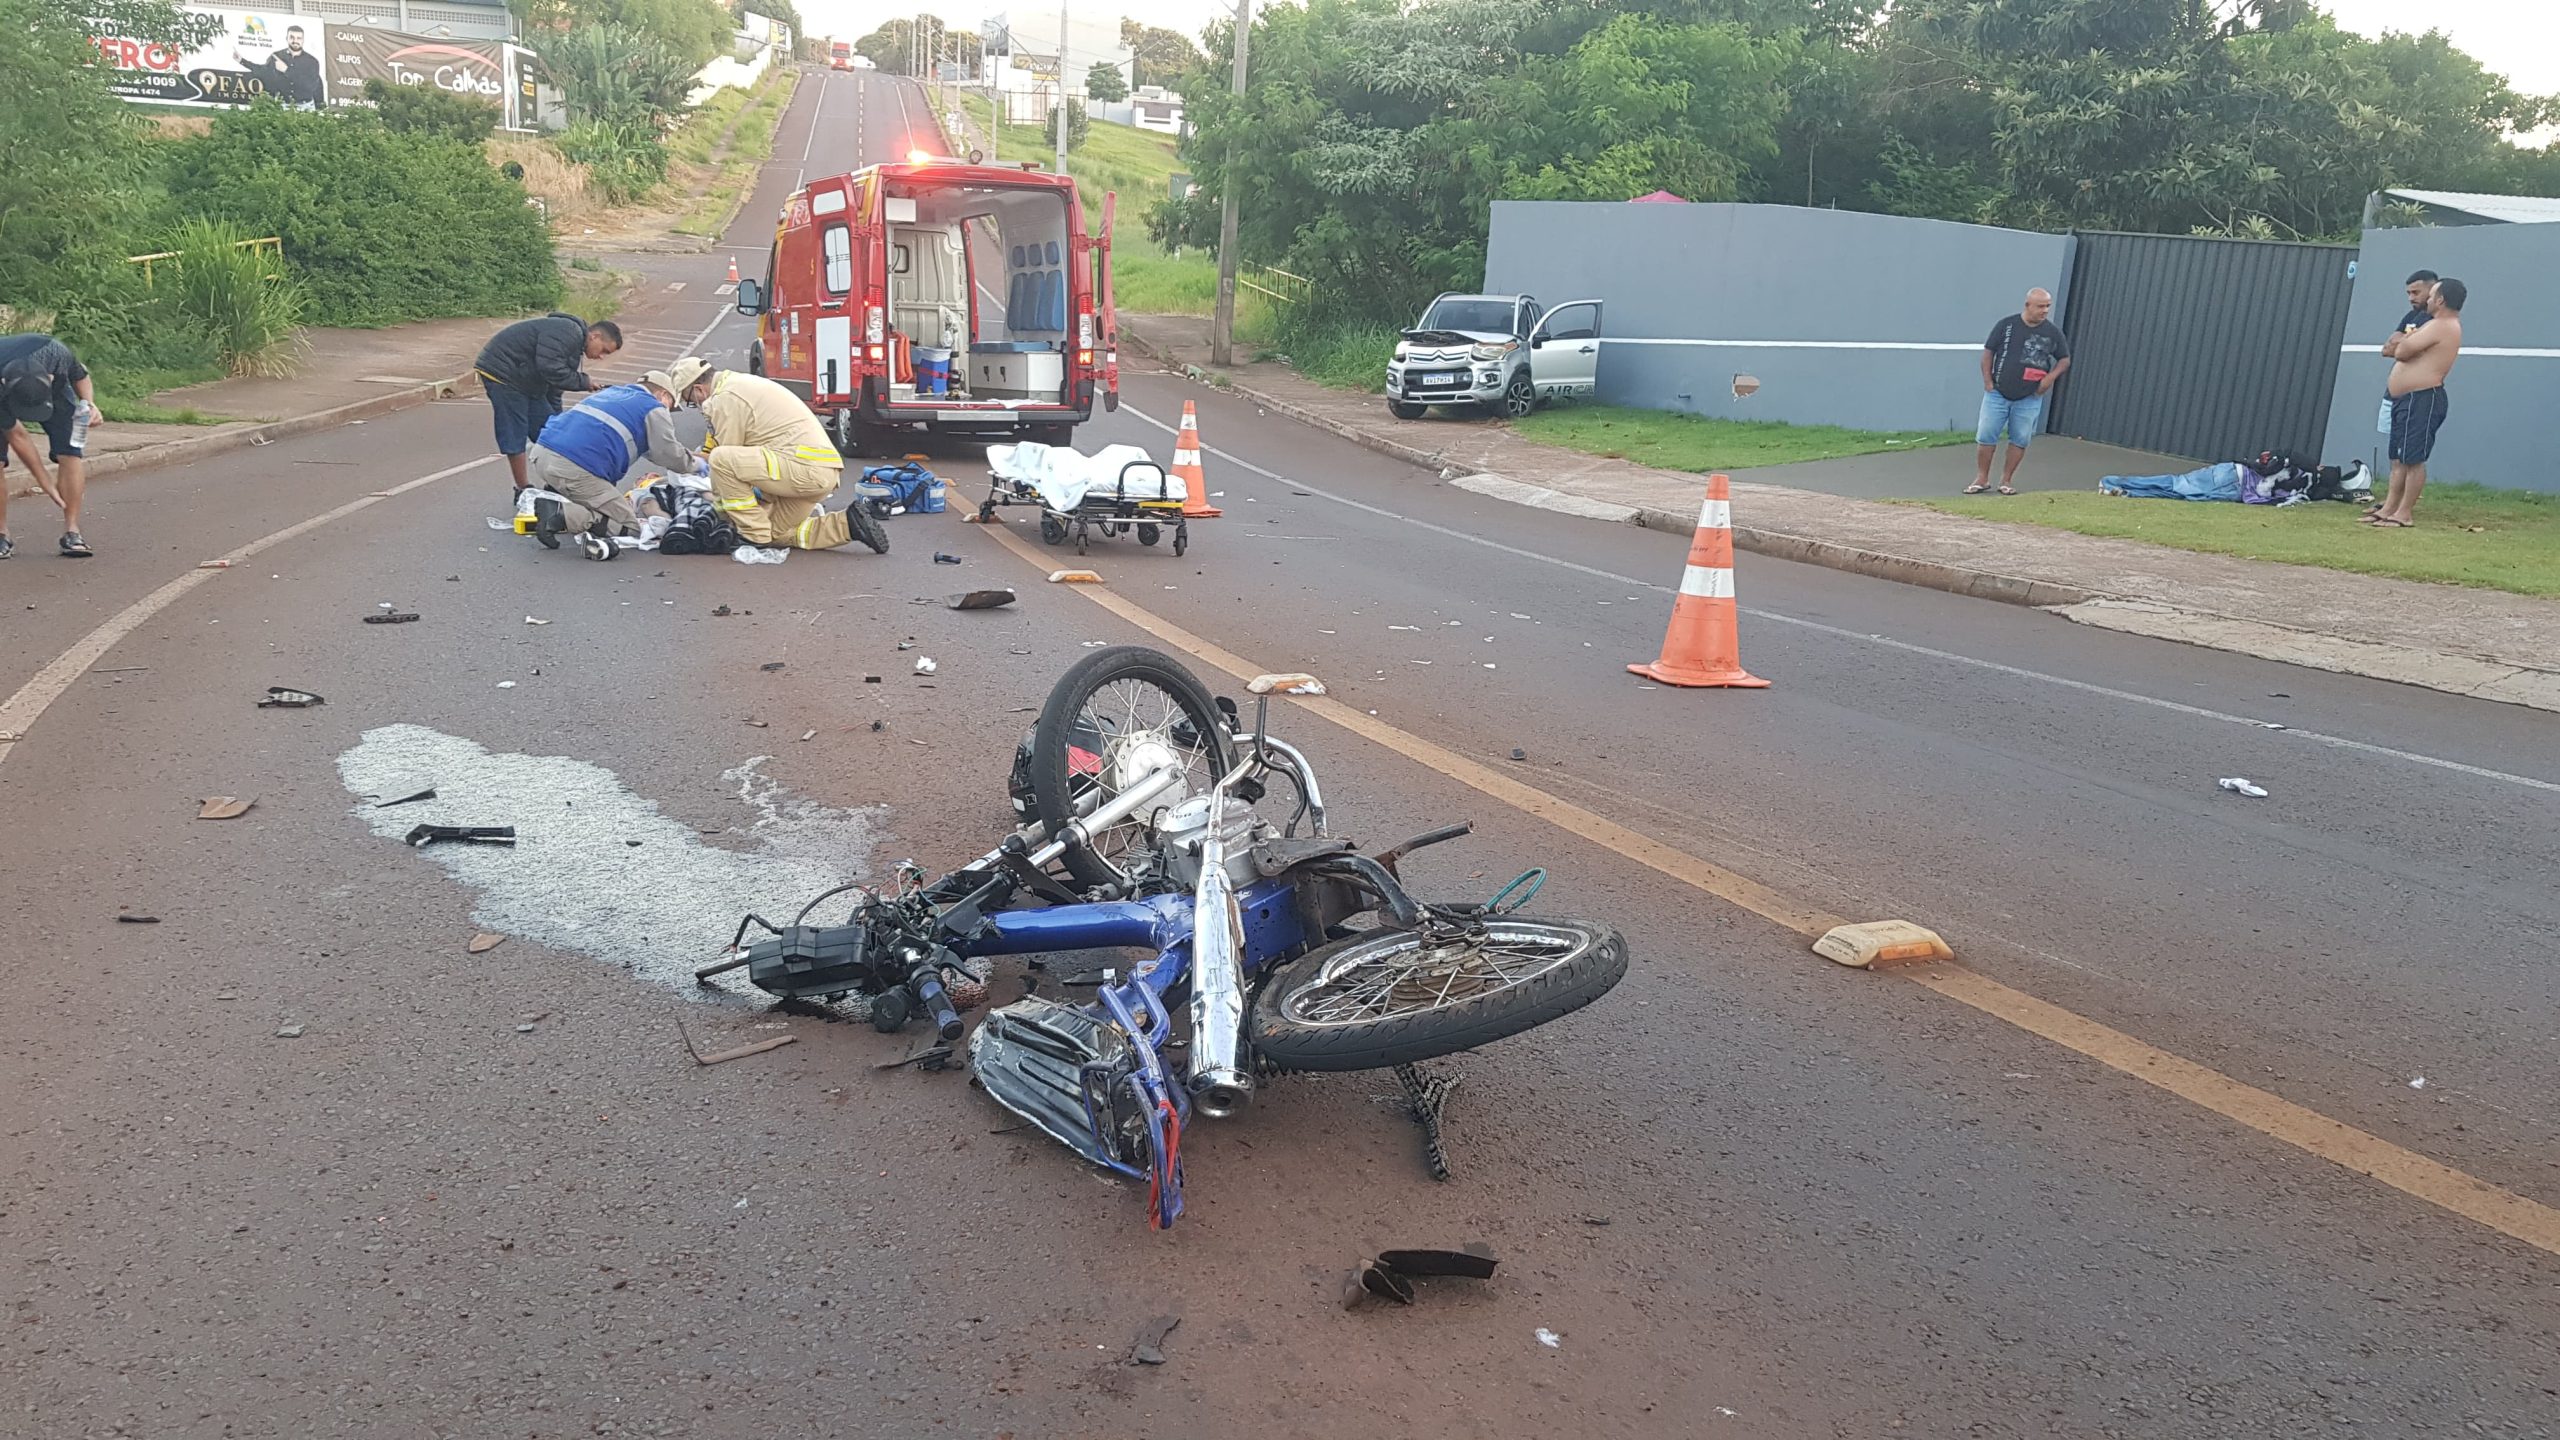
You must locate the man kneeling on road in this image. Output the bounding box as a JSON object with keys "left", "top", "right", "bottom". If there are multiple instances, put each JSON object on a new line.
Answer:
{"left": 667, "top": 356, "right": 884, "bottom": 554}
{"left": 525, "top": 370, "right": 700, "bottom": 560}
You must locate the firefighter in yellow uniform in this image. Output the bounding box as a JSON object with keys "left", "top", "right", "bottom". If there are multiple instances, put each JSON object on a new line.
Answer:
{"left": 668, "top": 355, "right": 864, "bottom": 551}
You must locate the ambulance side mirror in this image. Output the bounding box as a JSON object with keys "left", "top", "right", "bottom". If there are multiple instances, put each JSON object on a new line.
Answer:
{"left": 734, "top": 279, "right": 765, "bottom": 316}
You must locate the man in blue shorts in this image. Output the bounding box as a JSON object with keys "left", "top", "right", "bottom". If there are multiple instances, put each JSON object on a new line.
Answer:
{"left": 0, "top": 333, "right": 103, "bottom": 559}
{"left": 1968, "top": 288, "right": 2071, "bottom": 495}
{"left": 473, "top": 312, "right": 623, "bottom": 493}
{"left": 2369, "top": 277, "right": 2464, "bottom": 529}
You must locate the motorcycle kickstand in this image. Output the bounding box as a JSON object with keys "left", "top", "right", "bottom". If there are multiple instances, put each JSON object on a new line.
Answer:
{"left": 1393, "top": 1062, "right": 1458, "bottom": 1183}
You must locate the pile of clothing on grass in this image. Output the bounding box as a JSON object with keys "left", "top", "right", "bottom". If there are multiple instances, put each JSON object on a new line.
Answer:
{"left": 2099, "top": 451, "right": 2372, "bottom": 507}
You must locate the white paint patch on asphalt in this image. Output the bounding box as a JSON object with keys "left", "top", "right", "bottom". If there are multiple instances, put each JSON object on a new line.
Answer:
{"left": 1447, "top": 472, "right": 1639, "bottom": 524}
{"left": 337, "top": 724, "right": 884, "bottom": 994}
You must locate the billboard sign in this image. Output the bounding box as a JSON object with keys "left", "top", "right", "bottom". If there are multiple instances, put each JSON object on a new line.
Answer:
{"left": 329, "top": 29, "right": 507, "bottom": 107}
{"left": 93, "top": 9, "right": 330, "bottom": 109}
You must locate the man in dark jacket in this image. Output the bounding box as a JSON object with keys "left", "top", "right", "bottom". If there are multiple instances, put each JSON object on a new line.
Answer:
{"left": 0, "top": 333, "right": 104, "bottom": 559}
{"left": 474, "top": 313, "right": 623, "bottom": 491}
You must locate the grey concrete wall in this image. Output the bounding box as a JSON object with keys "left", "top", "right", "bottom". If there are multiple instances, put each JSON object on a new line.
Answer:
{"left": 1484, "top": 202, "right": 2072, "bottom": 433}
{"left": 2321, "top": 225, "right": 2560, "bottom": 492}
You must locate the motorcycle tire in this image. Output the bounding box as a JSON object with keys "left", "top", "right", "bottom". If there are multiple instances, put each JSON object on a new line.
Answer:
{"left": 1028, "top": 645, "right": 1237, "bottom": 891}
{"left": 1248, "top": 917, "right": 1627, "bottom": 1072}
{"left": 845, "top": 497, "right": 891, "bottom": 554}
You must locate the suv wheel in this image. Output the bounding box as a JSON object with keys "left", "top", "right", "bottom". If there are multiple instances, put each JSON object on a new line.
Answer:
{"left": 1387, "top": 398, "right": 1428, "bottom": 421}
{"left": 1498, "top": 370, "right": 1537, "bottom": 420}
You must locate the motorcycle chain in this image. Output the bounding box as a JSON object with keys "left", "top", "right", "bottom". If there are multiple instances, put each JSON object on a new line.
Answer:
{"left": 1394, "top": 1063, "right": 1459, "bottom": 1183}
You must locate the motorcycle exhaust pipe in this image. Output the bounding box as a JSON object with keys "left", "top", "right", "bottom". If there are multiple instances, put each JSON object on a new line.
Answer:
{"left": 1186, "top": 790, "right": 1254, "bottom": 1118}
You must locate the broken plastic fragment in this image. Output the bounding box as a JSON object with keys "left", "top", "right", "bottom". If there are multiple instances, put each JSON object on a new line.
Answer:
{"left": 2216, "top": 777, "right": 2268, "bottom": 798}
{"left": 467, "top": 933, "right": 507, "bottom": 955}
{"left": 914, "top": 657, "right": 938, "bottom": 675}
{"left": 1535, "top": 1328, "right": 1562, "bottom": 1349}
{"left": 197, "top": 796, "right": 255, "bottom": 820}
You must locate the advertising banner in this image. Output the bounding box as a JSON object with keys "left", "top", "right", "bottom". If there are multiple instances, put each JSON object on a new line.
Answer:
{"left": 93, "top": 10, "right": 331, "bottom": 109}
{"left": 327, "top": 29, "right": 508, "bottom": 110}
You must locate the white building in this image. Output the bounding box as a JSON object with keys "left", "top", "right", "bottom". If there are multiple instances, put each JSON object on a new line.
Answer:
{"left": 978, "top": 9, "right": 1129, "bottom": 124}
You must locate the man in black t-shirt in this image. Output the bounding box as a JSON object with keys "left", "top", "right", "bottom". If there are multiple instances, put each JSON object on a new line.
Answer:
{"left": 1968, "top": 288, "right": 2071, "bottom": 495}
{"left": 237, "top": 25, "right": 325, "bottom": 108}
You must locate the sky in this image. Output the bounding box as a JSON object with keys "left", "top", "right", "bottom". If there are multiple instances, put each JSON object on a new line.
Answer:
{"left": 794, "top": 0, "right": 2558, "bottom": 107}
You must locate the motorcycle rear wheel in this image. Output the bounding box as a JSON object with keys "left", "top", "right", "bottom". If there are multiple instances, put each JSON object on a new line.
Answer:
{"left": 1248, "top": 917, "right": 1626, "bottom": 1071}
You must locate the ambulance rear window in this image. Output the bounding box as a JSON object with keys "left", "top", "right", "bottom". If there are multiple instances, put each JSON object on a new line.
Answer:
{"left": 822, "top": 224, "right": 851, "bottom": 295}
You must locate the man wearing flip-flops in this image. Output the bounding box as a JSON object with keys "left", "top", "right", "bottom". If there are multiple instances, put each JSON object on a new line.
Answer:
{"left": 1967, "top": 288, "right": 2071, "bottom": 497}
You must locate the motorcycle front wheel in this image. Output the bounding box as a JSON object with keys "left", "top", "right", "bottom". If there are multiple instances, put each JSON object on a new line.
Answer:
{"left": 1248, "top": 917, "right": 1626, "bottom": 1071}
{"left": 1027, "top": 645, "right": 1239, "bottom": 890}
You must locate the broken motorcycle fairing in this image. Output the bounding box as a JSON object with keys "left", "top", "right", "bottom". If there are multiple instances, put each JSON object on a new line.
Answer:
{"left": 699, "top": 646, "right": 1630, "bottom": 1231}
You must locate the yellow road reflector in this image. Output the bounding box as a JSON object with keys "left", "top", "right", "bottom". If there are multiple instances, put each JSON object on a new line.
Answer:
{"left": 1048, "top": 568, "right": 1103, "bottom": 584}
{"left": 1814, "top": 919, "right": 1953, "bottom": 969}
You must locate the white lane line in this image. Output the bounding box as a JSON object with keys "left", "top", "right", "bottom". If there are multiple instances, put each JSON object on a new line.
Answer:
{"left": 794, "top": 66, "right": 825, "bottom": 184}
{"left": 1114, "top": 401, "right": 2560, "bottom": 799}
{"left": 0, "top": 456, "right": 494, "bottom": 768}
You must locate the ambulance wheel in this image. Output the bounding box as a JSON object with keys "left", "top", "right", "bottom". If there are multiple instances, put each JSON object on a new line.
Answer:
{"left": 1172, "top": 522, "right": 1188, "bottom": 558}
{"left": 1137, "top": 524, "right": 1160, "bottom": 546}
{"left": 1040, "top": 514, "right": 1068, "bottom": 546}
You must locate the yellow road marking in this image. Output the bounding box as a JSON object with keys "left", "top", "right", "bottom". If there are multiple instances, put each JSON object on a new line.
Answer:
{"left": 979, "top": 517, "right": 2560, "bottom": 1259}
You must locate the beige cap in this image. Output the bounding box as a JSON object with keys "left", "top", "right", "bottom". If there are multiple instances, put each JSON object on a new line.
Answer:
{"left": 640, "top": 369, "right": 675, "bottom": 394}
{"left": 667, "top": 356, "right": 714, "bottom": 394}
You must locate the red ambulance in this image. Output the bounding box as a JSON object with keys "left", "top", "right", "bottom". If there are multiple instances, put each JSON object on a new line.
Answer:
{"left": 734, "top": 157, "right": 1121, "bottom": 456}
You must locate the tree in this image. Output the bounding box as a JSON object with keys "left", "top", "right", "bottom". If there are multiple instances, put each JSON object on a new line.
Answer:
{"left": 516, "top": 0, "right": 732, "bottom": 69}
{"left": 1119, "top": 19, "right": 1202, "bottom": 91}
{"left": 1086, "top": 61, "right": 1129, "bottom": 103}
{"left": 546, "top": 22, "right": 696, "bottom": 128}
{"left": 0, "top": 0, "right": 219, "bottom": 321}
{"left": 857, "top": 16, "right": 980, "bottom": 77}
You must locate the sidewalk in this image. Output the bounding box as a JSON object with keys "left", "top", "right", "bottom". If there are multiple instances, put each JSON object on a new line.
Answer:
{"left": 1121, "top": 312, "right": 2560, "bottom": 713}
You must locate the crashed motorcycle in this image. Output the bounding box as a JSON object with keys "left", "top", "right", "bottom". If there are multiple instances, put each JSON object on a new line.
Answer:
{"left": 697, "top": 646, "right": 1628, "bottom": 1229}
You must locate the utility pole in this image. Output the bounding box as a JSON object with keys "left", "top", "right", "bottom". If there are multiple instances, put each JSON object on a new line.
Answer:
{"left": 1053, "top": 0, "right": 1070, "bottom": 177}
{"left": 1209, "top": 0, "right": 1250, "bottom": 367}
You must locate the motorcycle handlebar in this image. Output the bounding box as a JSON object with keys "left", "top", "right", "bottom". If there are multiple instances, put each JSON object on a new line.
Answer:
{"left": 911, "top": 966, "right": 964, "bottom": 1041}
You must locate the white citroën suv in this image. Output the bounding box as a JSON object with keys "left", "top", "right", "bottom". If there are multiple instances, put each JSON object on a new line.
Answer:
{"left": 1383, "top": 292, "right": 1603, "bottom": 421}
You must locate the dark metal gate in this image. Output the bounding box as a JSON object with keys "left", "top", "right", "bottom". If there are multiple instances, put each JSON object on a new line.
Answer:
{"left": 2047, "top": 232, "right": 2358, "bottom": 462}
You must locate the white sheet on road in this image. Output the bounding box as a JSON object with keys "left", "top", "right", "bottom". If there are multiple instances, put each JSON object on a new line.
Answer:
{"left": 985, "top": 441, "right": 1187, "bottom": 512}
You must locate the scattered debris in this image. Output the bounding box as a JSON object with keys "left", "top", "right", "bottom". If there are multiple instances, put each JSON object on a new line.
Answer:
{"left": 933, "top": 552, "right": 964, "bottom": 565}
{"left": 258, "top": 687, "right": 325, "bottom": 709}
{"left": 362, "top": 611, "right": 420, "bottom": 625}
{"left": 467, "top": 933, "right": 507, "bottom": 955}
{"left": 495, "top": 681, "right": 517, "bottom": 689}
{"left": 733, "top": 546, "right": 790, "bottom": 565}
{"left": 116, "top": 914, "right": 161, "bottom": 925}
{"left": 404, "top": 823, "right": 516, "bottom": 848}
{"left": 712, "top": 605, "right": 736, "bottom": 617}
{"left": 1048, "top": 568, "right": 1103, "bottom": 584}
{"left": 914, "top": 657, "right": 938, "bottom": 675}
{"left": 759, "top": 661, "right": 787, "bottom": 672}
{"left": 196, "top": 559, "right": 233, "bottom": 570}
{"left": 875, "top": 1045, "right": 955, "bottom": 1071}
{"left": 514, "top": 1023, "right": 537, "bottom": 1034}
{"left": 864, "top": 675, "right": 882, "bottom": 684}
{"left": 1345, "top": 1246, "right": 1500, "bottom": 1308}
{"left": 1129, "top": 1314, "right": 1181, "bottom": 1366}
{"left": 275, "top": 1024, "right": 305, "bottom": 1039}
{"left": 1535, "top": 1328, "right": 1562, "bottom": 1349}
{"left": 948, "top": 588, "right": 1016, "bottom": 611}
{"left": 744, "top": 719, "right": 770, "bottom": 728}
{"left": 677, "top": 1017, "right": 800, "bottom": 1066}
{"left": 2216, "top": 777, "right": 2269, "bottom": 798}
{"left": 799, "top": 729, "right": 817, "bottom": 742}
{"left": 524, "top": 616, "right": 551, "bottom": 626}
{"left": 373, "top": 787, "right": 437, "bottom": 808}
{"left": 897, "top": 639, "right": 917, "bottom": 650}
{"left": 2409, "top": 1076, "right": 2428, "bottom": 1090}
{"left": 1510, "top": 748, "right": 1526, "bottom": 761}
{"left": 870, "top": 720, "right": 886, "bottom": 732}
{"left": 197, "top": 796, "right": 256, "bottom": 820}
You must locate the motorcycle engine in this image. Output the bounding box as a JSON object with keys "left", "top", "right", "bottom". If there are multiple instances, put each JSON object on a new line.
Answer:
{"left": 1152, "top": 794, "right": 1266, "bottom": 891}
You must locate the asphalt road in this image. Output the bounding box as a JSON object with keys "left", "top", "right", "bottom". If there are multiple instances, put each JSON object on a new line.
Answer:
{"left": 4, "top": 69, "right": 2556, "bottom": 1439}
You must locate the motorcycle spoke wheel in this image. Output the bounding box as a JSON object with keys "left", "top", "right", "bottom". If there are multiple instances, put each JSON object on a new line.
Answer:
{"left": 1028, "top": 647, "right": 1238, "bottom": 891}
{"left": 1250, "top": 917, "right": 1627, "bottom": 1071}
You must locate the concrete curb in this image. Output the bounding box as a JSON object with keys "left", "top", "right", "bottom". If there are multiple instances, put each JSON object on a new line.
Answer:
{"left": 4, "top": 372, "right": 476, "bottom": 502}
{"left": 1119, "top": 318, "right": 2560, "bottom": 714}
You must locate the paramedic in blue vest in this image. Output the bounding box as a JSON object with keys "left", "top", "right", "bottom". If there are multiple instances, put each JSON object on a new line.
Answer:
{"left": 524, "top": 371, "right": 700, "bottom": 560}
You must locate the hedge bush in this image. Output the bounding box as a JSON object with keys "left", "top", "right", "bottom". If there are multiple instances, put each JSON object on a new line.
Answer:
{"left": 364, "top": 78, "right": 501, "bottom": 144}
{"left": 163, "top": 101, "right": 557, "bottom": 326}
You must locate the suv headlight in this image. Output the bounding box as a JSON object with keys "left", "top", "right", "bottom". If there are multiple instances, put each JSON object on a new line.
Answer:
{"left": 1391, "top": 342, "right": 1410, "bottom": 361}
{"left": 1471, "top": 341, "right": 1517, "bottom": 362}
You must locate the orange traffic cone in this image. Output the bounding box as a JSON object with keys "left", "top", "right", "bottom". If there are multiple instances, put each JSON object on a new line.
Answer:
{"left": 1629, "top": 474, "right": 1768, "bottom": 689}
{"left": 726, "top": 257, "right": 740, "bottom": 285}
{"left": 1172, "top": 401, "right": 1220, "bottom": 518}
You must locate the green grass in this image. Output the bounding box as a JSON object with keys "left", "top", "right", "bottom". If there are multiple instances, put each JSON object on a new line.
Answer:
{"left": 1244, "top": 313, "right": 1397, "bottom": 391}
{"left": 1515, "top": 404, "right": 1967, "bottom": 470}
{"left": 1912, "top": 484, "right": 2560, "bottom": 597}
{"left": 988, "top": 116, "right": 1186, "bottom": 214}
{"left": 672, "top": 67, "right": 799, "bottom": 237}
{"left": 96, "top": 366, "right": 226, "bottom": 423}
{"left": 562, "top": 266, "right": 636, "bottom": 323}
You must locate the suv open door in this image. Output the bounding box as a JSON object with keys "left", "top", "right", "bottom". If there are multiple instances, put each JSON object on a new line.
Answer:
{"left": 1529, "top": 300, "right": 1602, "bottom": 400}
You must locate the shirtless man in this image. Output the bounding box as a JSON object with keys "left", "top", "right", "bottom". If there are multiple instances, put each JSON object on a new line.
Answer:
{"left": 2369, "top": 277, "right": 2464, "bottom": 528}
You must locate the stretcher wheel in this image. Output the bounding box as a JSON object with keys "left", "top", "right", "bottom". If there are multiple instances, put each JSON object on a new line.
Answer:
{"left": 1172, "top": 522, "right": 1189, "bottom": 558}
{"left": 1138, "top": 524, "right": 1160, "bottom": 546}
{"left": 1040, "top": 514, "right": 1068, "bottom": 546}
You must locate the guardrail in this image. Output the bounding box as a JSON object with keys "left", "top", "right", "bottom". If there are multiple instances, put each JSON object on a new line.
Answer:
{"left": 127, "top": 236, "right": 284, "bottom": 289}
{"left": 1237, "top": 261, "right": 1312, "bottom": 310}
